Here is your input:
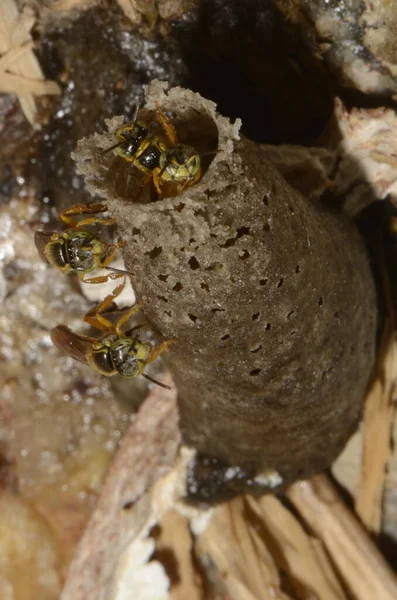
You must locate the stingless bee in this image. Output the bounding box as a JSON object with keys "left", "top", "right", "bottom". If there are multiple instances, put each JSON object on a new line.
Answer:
{"left": 102, "top": 103, "right": 201, "bottom": 198}
{"left": 51, "top": 281, "right": 174, "bottom": 389}
{"left": 35, "top": 203, "right": 128, "bottom": 284}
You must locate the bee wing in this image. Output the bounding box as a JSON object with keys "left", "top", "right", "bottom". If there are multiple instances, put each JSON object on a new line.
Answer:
{"left": 51, "top": 325, "right": 96, "bottom": 365}
{"left": 34, "top": 231, "right": 54, "bottom": 263}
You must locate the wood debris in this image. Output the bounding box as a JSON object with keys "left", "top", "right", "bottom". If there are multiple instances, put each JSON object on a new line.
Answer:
{"left": 247, "top": 494, "right": 345, "bottom": 600}
{"left": 0, "top": 0, "right": 60, "bottom": 125}
{"left": 355, "top": 329, "right": 397, "bottom": 532}
{"left": 287, "top": 475, "right": 397, "bottom": 600}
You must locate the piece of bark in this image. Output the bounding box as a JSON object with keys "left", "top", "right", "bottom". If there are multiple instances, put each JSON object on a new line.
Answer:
{"left": 287, "top": 474, "right": 397, "bottom": 600}
{"left": 61, "top": 376, "right": 181, "bottom": 600}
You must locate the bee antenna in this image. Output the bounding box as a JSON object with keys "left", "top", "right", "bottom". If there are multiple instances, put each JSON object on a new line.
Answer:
{"left": 142, "top": 372, "right": 171, "bottom": 390}
{"left": 101, "top": 140, "right": 125, "bottom": 156}
{"left": 105, "top": 266, "right": 134, "bottom": 277}
{"left": 132, "top": 100, "right": 142, "bottom": 123}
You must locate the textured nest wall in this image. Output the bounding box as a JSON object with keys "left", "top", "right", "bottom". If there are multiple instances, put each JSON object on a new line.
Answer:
{"left": 74, "top": 80, "right": 377, "bottom": 501}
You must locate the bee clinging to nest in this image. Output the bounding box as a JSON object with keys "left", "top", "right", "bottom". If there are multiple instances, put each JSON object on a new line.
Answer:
{"left": 35, "top": 203, "right": 129, "bottom": 284}
{"left": 102, "top": 103, "right": 202, "bottom": 199}
{"left": 51, "top": 280, "right": 174, "bottom": 389}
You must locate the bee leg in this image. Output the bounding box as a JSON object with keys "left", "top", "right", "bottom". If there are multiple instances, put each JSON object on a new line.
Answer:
{"left": 152, "top": 168, "right": 164, "bottom": 198}
{"left": 154, "top": 103, "right": 179, "bottom": 146}
{"left": 79, "top": 272, "right": 124, "bottom": 284}
{"left": 60, "top": 203, "right": 109, "bottom": 227}
{"left": 115, "top": 303, "right": 142, "bottom": 335}
{"left": 75, "top": 216, "right": 116, "bottom": 228}
{"left": 146, "top": 339, "right": 175, "bottom": 364}
{"left": 100, "top": 240, "right": 128, "bottom": 267}
{"left": 83, "top": 280, "right": 126, "bottom": 332}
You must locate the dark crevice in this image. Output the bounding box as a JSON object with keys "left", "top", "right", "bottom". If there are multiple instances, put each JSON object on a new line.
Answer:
{"left": 188, "top": 255, "right": 200, "bottom": 270}
{"left": 146, "top": 246, "right": 162, "bottom": 259}
{"left": 250, "top": 368, "right": 262, "bottom": 376}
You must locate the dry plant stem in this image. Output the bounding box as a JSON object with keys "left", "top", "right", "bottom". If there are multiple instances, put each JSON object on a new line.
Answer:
{"left": 195, "top": 496, "right": 293, "bottom": 600}
{"left": 355, "top": 327, "right": 397, "bottom": 532}
{"left": 247, "top": 495, "right": 346, "bottom": 600}
{"left": 0, "top": 0, "right": 60, "bottom": 124}
{"left": 61, "top": 375, "right": 180, "bottom": 600}
{"left": 287, "top": 474, "right": 397, "bottom": 600}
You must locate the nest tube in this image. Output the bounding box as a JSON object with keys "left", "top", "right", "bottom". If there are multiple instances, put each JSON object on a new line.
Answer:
{"left": 73, "top": 80, "right": 377, "bottom": 502}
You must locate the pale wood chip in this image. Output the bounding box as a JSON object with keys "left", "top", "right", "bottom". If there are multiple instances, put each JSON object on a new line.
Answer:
{"left": 287, "top": 474, "right": 397, "bottom": 600}
{"left": 0, "top": 2, "right": 60, "bottom": 124}
{"left": 355, "top": 330, "right": 397, "bottom": 532}
{"left": 61, "top": 376, "right": 182, "bottom": 600}
{"left": 155, "top": 510, "right": 204, "bottom": 600}
{"left": 46, "top": 0, "right": 98, "bottom": 13}
{"left": 247, "top": 494, "right": 346, "bottom": 600}
{"left": 195, "top": 496, "right": 292, "bottom": 600}
{"left": 0, "top": 72, "right": 61, "bottom": 95}
{"left": 0, "top": 41, "right": 33, "bottom": 73}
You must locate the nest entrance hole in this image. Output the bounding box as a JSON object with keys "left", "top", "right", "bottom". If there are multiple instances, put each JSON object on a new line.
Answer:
{"left": 110, "top": 108, "right": 218, "bottom": 204}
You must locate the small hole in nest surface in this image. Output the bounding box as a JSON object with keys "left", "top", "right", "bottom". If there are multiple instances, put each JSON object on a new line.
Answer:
{"left": 318, "top": 296, "right": 324, "bottom": 306}
{"left": 239, "top": 249, "right": 250, "bottom": 260}
{"left": 173, "top": 282, "right": 183, "bottom": 291}
{"left": 221, "top": 226, "right": 251, "bottom": 248}
{"left": 211, "top": 308, "right": 225, "bottom": 313}
{"left": 295, "top": 265, "right": 300, "bottom": 273}
{"left": 250, "top": 368, "right": 262, "bottom": 376}
{"left": 164, "top": 310, "right": 172, "bottom": 317}
{"left": 263, "top": 222, "right": 270, "bottom": 232}
{"left": 158, "top": 274, "right": 169, "bottom": 282}
{"left": 132, "top": 227, "right": 141, "bottom": 235}
{"left": 262, "top": 195, "right": 269, "bottom": 206}
{"left": 157, "top": 295, "right": 168, "bottom": 303}
{"left": 188, "top": 256, "right": 200, "bottom": 270}
{"left": 259, "top": 278, "right": 268, "bottom": 286}
{"left": 221, "top": 333, "right": 230, "bottom": 341}
{"left": 334, "top": 311, "right": 340, "bottom": 319}
{"left": 146, "top": 246, "right": 162, "bottom": 259}
{"left": 188, "top": 313, "right": 198, "bottom": 322}
{"left": 287, "top": 310, "right": 294, "bottom": 319}
{"left": 252, "top": 312, "right": 260, "bottom": 321}
{"left": 200, "top": 282, "right": 210, "bottom": 292}
{"left": 288, "top": 205, "right": 295, "bottom": 214}
{"left": 277, "top": 278, "right": 284, "bottom": 288}
{"left": 265, "top": 323, "right": 271, "bottom": 330}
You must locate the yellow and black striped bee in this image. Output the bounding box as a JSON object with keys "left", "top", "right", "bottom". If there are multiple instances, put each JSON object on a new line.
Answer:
{"left": 51, "top": 281, "right": 173, "bottom": 389}
{"left": 103, "top": 103, "right": 201, "bottom": 199}
{"left": 35, "top": 203, "right": 128, "bottom": 284}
